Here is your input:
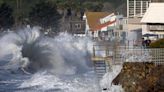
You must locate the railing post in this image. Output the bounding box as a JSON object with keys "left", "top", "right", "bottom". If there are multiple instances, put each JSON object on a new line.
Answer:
{"left": 106, "top": 46, "right": 109, "bottom": 57}
{"left": 93, "top": 46, "right": 95, "bottom": 57}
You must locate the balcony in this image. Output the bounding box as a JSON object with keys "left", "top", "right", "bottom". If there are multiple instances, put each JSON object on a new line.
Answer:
{"left": 149, "top": 25, "right": 164, "bottom": 31}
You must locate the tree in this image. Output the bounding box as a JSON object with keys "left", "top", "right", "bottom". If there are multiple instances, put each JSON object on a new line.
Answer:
{"left": 29, "top": 1, "right": 61, "bottom": 30}
{"left": 83, "top": 2, "right": 103, "bottom": 12}
{"left": 0, "top": 3, "right": 14, "bottom": 29}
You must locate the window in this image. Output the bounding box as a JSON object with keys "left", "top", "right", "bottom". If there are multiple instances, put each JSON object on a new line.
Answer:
{"left": 75, "top": 24, "right": 81, "bottom": 29}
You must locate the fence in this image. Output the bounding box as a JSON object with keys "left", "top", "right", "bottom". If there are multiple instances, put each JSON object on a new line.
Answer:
{"left": 92, "top": 45, "right": 164, "bottom": 65}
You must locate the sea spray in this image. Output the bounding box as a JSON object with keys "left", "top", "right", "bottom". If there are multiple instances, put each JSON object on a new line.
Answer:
{"left": 0, "top": 27, "right": 93, "bottom": 75}
{"left": 19, "top": 71, "right": 99, "bottom": 92}
{"left": 0, "top": 27, "right": 99, "bottom": 92}
{"left": 100, "top": 65, "right": 124, "bottom": 92}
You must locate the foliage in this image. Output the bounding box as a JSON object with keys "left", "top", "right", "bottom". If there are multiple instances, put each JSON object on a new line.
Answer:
{"left": 82, "top": 2, "right": 103, "bottom": 12}
{"left": 0, "top": 3, "right": 14, "bottom": 29}
{"left": 149, "top": 38, "right": 164, "bottom": 48}
{"left": 48, "top": 0, "right": 123, "bottom": 12}
{"left": 0, "top": 0, "right": 124, "bottom": 29}
{"left": 29, "top": 1, "right": 61, "bottom": 29}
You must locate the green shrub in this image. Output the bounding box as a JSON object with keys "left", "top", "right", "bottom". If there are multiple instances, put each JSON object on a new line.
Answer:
{"left": 149, "top": 38, "right": 164, "bottom": 48}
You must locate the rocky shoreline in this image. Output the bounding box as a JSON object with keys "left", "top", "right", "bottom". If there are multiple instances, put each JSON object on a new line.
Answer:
{"left": 112, "top": 62, "right": 164, "bottom": 92}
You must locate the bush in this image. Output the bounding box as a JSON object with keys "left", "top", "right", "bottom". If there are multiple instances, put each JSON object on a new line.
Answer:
{"left": 149, "top": 38, "right": 164, "bottom": 48}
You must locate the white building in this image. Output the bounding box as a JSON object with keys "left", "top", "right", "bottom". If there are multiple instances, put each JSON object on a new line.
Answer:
{"left": 126, "top": 0, "right": 151, "bottom": 31}
{"left": 125, "top": 0, "right": 150, "bottom": 43}
{"left": 127, "top": 0, "right": 151, "bottom": 18}
{"left": 141, "top": 3, "right": 164, "bottom": 39}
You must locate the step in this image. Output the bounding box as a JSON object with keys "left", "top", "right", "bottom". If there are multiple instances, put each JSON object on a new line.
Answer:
{"left": 94, "top": 64, "right": 106, "bottom": 66}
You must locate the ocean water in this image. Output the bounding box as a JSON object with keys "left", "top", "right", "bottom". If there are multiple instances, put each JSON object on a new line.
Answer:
{"left": 0, "top": 27, "right": 126, "bottom": 92}
{"left": 0, "top": 27, "right": 99, "bottom": 92}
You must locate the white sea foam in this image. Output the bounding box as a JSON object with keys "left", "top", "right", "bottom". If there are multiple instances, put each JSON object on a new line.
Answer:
{"left": 19, "top": 71, "right": 99, "bottom": 92}
{"left": 100, "top": 65, "right": 124, "bottom": 92}
{"left": 0, "top": 27, "right": 94, "bottom": 75}
{"left": 0, "top": 27, "right": 100, "bottom": 92}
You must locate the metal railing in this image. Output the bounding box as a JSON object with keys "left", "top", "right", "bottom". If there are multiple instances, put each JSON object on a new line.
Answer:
{"left": 92, "top": 45, "right": 164, "bottom": 65}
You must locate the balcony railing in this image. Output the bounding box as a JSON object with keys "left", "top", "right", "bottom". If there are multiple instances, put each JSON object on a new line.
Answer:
{"left": 149, "top": 25, "right": 164, "bottom": 31}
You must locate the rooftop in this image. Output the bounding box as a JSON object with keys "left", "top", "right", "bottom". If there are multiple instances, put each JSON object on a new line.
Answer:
{"left": 85, "top": 12, "right": 111, "bottom": 31}
{"left": 141, "top": 3, "right": 164, "bottom": 24}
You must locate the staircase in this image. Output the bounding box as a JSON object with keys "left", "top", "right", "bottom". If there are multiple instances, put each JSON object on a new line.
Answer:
{"left": 112, "top": 47, "right": 124, "bottom": 65}
{"left": 93, "top": 60, "right": 107, "bottom": 79}
{"left": 113, "top": 52, "right": 123, "bottom": 65}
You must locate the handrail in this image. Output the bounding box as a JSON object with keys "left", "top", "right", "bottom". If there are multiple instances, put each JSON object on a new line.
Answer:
{"left": 92, "top": 45, "right": 164, "bottom": 65}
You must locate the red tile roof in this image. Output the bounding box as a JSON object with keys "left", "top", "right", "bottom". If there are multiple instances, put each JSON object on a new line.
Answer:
{"left": 94, "top": 19, "right": 116, "bottom": 30}
{"left": 85, "top": 12, "right": 111, "bottom": 31}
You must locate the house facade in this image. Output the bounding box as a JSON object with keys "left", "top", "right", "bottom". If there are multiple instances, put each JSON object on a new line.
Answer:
{"left": 126, "top": 0, "right": 151, "bottom": 32}
{"left": 83, "top": 12, "right": 126, "bottom": 41}
{"left": 125, "top": 0, "right": 152, "bottom": 44}
{"left": 69, "top": 21, "right": 85, "bottom": 37}
{"left": 127, "top": 0, "right": 151, "bottom": 18}
{"left": 141, "top": 3, "right": 164, "bottom": 39}
{"left": 83, "top": 12, "right": 111, "bottom": 38}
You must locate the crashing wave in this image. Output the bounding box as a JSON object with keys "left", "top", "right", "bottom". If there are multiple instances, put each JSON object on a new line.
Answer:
{"left": 0, "top": 27, "right": 93, "bottom": 75}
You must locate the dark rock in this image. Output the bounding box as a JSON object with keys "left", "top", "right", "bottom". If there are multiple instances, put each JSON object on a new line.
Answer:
{"left": 103, "top": 88, "right": 107, "bottom": 90}
{"left": 112, "top": 62, "right": 164, "bottom": 92}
